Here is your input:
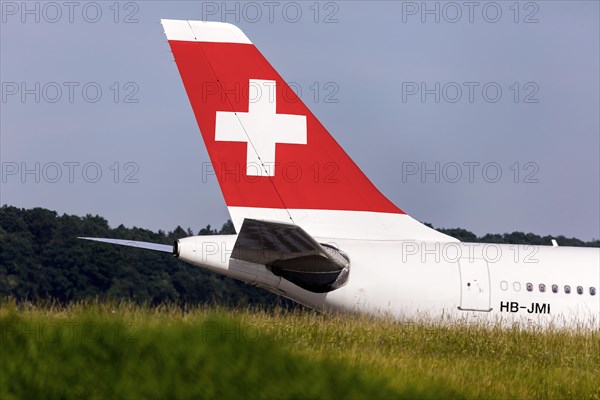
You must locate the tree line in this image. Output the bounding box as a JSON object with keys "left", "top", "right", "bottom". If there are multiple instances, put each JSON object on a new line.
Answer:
{"left": 0, "top": 205, "right": 597, "bottom": 306}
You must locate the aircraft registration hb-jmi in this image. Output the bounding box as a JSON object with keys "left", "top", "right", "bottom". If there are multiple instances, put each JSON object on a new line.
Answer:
{"left": 82, "top": 20, "right": 599, "bottom": 329}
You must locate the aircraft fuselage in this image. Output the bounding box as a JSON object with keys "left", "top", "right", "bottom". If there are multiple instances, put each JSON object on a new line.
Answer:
{"left": 177, "top": 235, "right": 600, "bottom": 328}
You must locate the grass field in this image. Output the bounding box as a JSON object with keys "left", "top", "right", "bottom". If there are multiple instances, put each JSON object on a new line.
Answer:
{"left": 1, "top": 301, "right": 599, "bottom": 399}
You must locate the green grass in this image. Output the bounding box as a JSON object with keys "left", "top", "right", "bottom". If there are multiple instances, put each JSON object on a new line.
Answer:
{"left": 1, "top": 301, "right": 598, "bottom": 399}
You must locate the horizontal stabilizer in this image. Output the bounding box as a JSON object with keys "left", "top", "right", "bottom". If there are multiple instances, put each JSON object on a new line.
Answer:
{"left": 78, "top": 237, "right": 173, "bottom": 253}
{"left": 232, "top": 219, "right": 347, "bottom": 269}
{"left": 232, "top": 219, "right": 350, "bottom": 292}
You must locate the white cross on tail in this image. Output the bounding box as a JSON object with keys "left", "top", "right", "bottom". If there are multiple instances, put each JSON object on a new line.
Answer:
{"left": 215, "top": 79, "right": 307, "bottom": 176}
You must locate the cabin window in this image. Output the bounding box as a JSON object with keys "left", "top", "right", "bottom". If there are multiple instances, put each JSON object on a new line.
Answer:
{"left": 591, "top": 287, "right": 597, "bottom": 296}
{"left": 526, "top": 282, "right": 533, "bottom": 292}
{"left": 500, "top": 281, "right": 508, "bottom": 291}
{"left": 552, "top": 284, "right": 558, "bottom": 293}
{"left": 539, "top": 283, "right": 546, "bottom": 293}
{"left": 577, "top": 286, "right": 583, "bottom": 295}
{"left": 513, "top": 282, "right": 521, "bottom": 291}
{"left": 564, "top": 285, "right": 571, "bottom": 294}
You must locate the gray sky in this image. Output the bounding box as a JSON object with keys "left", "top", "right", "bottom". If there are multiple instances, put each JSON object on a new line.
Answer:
{"left": 1, "top": 1, "right": 599, "bottom": 240}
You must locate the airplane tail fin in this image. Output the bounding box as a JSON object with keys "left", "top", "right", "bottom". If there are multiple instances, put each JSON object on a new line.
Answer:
{"left": 161, "top": 20, "right": 455, "bottom": 242}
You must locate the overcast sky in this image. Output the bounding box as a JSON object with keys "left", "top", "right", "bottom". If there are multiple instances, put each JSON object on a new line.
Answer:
{"left": 1, "top": 1, "right": 598, "bottom": 240}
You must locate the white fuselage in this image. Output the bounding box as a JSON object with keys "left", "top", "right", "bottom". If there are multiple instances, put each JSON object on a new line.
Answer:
{"left": 177, "top": 235, "right": 600, "bottom": 329}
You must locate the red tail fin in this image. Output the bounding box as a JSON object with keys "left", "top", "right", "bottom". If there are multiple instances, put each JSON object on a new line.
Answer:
{"left": 162, "top": 20, "right": 455, "bottom": 242}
